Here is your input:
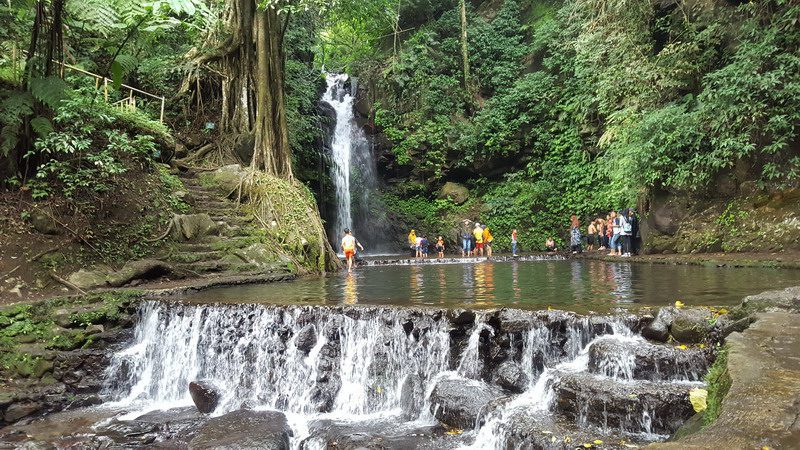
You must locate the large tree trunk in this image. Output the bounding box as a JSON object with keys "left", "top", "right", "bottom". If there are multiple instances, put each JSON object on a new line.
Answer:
{"left": 218, "top": 0, "right": 293, "bottom": 179}
{"left": 460, "top": 0, "right": 469, "bottom": 87}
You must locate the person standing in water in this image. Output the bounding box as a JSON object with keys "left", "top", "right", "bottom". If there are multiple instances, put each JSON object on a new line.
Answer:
{"left": 341, "top": 228, "right": 363, "bottom": 273}
{"left": 511, "top": 229, "right": 518, "bottom": 256}
{"left": 473, "top": 223, "right": 485, "bottom": 257}
{"left": 483, "top": 226, "right": 494, "bottom": 257}
{"left": 408, "top": 229, "right": 417, "bottom": 256}
{"left": 436, "top": 236, "right": 445, "bottom": 258}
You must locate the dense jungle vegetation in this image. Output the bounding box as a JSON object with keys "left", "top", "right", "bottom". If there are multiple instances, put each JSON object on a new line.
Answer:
{"left": 0, "top": 0, "right": 798, "bottom": 253}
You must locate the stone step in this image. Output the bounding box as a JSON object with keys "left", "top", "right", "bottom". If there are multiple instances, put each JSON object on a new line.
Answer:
{"left": 552, "top": 371, "right": 697, "bottom": 436}
{"left": 588, "top": 336, "right": 711, "bottom": 382}
{"left": 166, "top": 250, "right": 227, "bottom": 264}
{"left": 176, "top": 260, "right": 263, "bottom": 275}
{"left": 173, "top": 236, "right": 264, "bottom": 253}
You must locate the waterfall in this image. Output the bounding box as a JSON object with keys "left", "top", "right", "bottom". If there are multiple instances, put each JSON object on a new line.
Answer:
{"left": 321, "top": 73, "right": 384, "bottom": 248}
{"left": 102, "top": 303, "right": 702, "bottom": 448}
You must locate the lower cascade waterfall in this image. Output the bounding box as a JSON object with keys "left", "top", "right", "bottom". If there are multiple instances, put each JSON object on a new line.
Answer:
{"left": 104, "top": 301, "right": 707, "bottom": 448}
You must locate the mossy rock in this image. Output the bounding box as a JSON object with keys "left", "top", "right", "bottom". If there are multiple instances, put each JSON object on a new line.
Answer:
{"left": 670, "top": 308, "right": 714, "bottom": 343}
{"left": 438, "top": 182, "right": 470, "bottom": 205}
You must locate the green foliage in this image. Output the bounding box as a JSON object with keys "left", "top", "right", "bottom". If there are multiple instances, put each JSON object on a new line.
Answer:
{"left": 382, "top": 192, "right": 470, "bottom": 241}
{"left": 703, "top": 347, "right": 731, "bottom": 426}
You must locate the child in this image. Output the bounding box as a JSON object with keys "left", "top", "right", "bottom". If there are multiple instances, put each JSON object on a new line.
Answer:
{"left": 545, "top": 237, "right": 557, "bottom": 252}
{"left": 436, "top": 236, "right": 445, "bottom": 258}
{"left": 511, "top": 229, "right": 518, "bottom": 256}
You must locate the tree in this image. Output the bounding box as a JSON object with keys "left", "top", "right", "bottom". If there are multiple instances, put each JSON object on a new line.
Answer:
{"left": 459, "top": 0, "right": 469, "bottom": 87}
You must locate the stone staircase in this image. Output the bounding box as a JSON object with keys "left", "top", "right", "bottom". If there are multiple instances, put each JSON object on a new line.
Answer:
{"left": 157, "top": 172, "right": 290, "bottom": 278}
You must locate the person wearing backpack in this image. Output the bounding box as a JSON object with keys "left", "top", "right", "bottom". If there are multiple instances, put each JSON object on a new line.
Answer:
{"left": 607, "top": 211, "right": 621, "bottom": 257}
{"left": 619, "top": 209, "right": 632, "bottom": 257}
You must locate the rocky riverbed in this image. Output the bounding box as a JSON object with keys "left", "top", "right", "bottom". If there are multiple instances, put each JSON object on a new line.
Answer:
{"left": 1, "top": 286, "right": 798, "bottom": 449}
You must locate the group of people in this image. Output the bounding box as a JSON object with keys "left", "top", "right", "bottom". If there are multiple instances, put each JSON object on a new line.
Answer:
{"left": 407, "top": 230, "right": 446, "bottom": 259}
{"left": 457, "top": 221, "right": 500, "bottom": 258}
{"left": 569, "top": 209, "right": 640, "bottom": 256}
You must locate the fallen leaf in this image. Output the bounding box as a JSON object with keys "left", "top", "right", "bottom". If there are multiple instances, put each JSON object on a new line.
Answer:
{"left": 689, "top": 388, "right": 708, "bottom": 413}
{"left": 676, "top": 344, "right": 688, "bottom": 350}
{"left": 445, "top": 428, "right": 463, "bottom": 435}
{"left": 564, "top": 436, "right": 572, "bottom": 444}
{"left": 675, "top": 300, "right": 685, "bottom": 308}
{"left": 594, "top": 440, "right": 604, "bottom": 444}
{"left": 583, "top": 444, "right": 593, "bottom": 448}
{"left": 699, "top": 343, "right": 705, "bottom": 349}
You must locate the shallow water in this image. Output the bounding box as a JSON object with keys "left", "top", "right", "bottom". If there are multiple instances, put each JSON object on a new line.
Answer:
{"left": 179, "top": 258, "right": 800, "bottom": 312}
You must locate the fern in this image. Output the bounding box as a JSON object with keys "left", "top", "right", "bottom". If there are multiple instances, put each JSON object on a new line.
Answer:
{"left": 30, "top": 117, "right": 54, "bottom": 137}
{"left": 29, "top": 77, "right": 69, "bottom": 109}
{"left": 0, "top": 91, "right": 34, "bottom": 124}
{"left": 66, "top": 0, "right": 120, "bottom": 36}
{"left": 111, "top": 54, "right": 139, "bottom": 89}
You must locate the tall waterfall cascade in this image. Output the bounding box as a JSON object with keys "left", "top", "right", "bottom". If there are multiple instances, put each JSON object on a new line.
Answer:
{"left": 321, "top": 73, "right": 384, "bottom": 251}
{"left": 103, "top": 302, "right": 707, "bottom": 448}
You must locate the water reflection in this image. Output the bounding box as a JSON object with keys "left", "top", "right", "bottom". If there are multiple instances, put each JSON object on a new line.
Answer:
{"left": 343, "top": 273, "right": 358, "bottom": 305}
{"left": 184, "top": 260, "right": 800, "bottom": 313}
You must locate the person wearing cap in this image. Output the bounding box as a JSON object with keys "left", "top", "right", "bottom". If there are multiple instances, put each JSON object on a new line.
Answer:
{"left": 341, "top": 228, "right": 363, "bottom": 273}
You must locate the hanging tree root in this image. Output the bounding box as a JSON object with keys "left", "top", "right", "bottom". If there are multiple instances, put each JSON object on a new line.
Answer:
{"left": 146, "top": 217, "right": 176, "bottom": 243}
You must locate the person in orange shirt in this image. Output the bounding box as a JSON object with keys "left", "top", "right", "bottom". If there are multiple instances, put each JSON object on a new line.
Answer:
{"left": 341, "top": 228, "right": 363, "bottom": 273}
{"left": 483, "top": 226, "right": 494, "bottom": 257}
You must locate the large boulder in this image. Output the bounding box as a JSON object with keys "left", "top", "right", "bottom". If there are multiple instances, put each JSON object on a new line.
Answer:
{"left": 29, "top": 208, "right": 61, "bottom": 235}
{"left": 172, "top": 214, "right": 218, "bottom": 241}
{"left": 189, "top": 380, "right": 220, "bottom": 414}
{"left": 553, "top": 371, "right": 693, "bottom": 435}
{"left": 188, "top": 409, "right": 291, "bottom": 450}
{"left": 106, "top": 259, "right": 172, "bottom": 287}
{"left": 201, "top": 164, "right": 246, "bottom": 196}
{"left": 492, "top": 361, "right": 529, "bottom": 393}
{"left": 429, "top": 378, "right": 505, "bottom": 429}
{"left": 67, "top": 267, "right": 111, "bottom": 290}
{"left": 437, "top": 182, "right": 470, "bottom": 205}
{"left": 671, "top": 308, "right": 714, "bottom": 343}
{"left": 741, "top": 286, "right": 800, "bottom": 313}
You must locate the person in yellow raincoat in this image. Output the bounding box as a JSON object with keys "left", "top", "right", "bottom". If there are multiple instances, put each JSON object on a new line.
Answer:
{"left": 483, "top": 226, "right": 494, "bottom": 257}
{"left": 408, "top": 230, "right": 417, "bottom": 256}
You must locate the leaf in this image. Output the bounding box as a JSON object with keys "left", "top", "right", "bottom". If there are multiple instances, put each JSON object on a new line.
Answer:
{"left": 676, "top": 344, "right": 688, "bottom": 350}
{"left": 29, "top": 77, "right": 69, "bottom": 109}
{"left": 30, "top": 117, "right": 54, "bottom": 137}
{"left": 689, "top": 388, "right": 707, "bottom": 413}
{"left": 110, "top": 54, "right": 138, "bottom": 89}
{"left": 675, "top": 300, "right": 685, "bottom": 308}
{"left": 593, "top": 440, "right": 604, "bottom": 444}
{"left": 445, "top": 428, "right": 463, "bottom": 435}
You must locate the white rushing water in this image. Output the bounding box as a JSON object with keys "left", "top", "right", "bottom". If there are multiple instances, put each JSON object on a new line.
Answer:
{"left": 103, "top": 302, "right": 698, "bottom": 449}
{"left": 321, "top": 73, "right": 384, "bottom": 246}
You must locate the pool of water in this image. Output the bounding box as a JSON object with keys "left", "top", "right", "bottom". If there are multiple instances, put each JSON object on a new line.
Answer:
{"left": 178, "top": 259, "right": 800, "bottom": 312}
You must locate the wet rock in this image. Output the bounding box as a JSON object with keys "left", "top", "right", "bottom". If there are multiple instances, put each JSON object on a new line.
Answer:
{"left": 429, "top": 378, "right": 505, "bottom": 429}
{"left": 84, "top": 324, "right": 104, "bottom": 335}
{"left": 741, "top": 286, "right": 800, "bottom": 313}
{"left": 3, "top": 402, "right": 42, "bottom": 423}
{"left": 311, "top": 373, "right": 341, "bottom": 412}
{"left": 188, "top": 409, "right": 291, "bottom": 450}
{"left": 642, "top": 307, "right": 677, "bottom": 342}
{"left": 588, "top": 337, "right": 711, "bottom": 381}
{"left": 504, "top": 409, "right": 647, "bottom": 450}
{"left": 294, "top": 324, "right": 317, "bottom": 354}
{"left": 716, "top": 315, "right": 754, "bottom": 340}
{"left": 400, "top": 374, "right": 423, "bottom": 419}
{"left": 553, "top": 371, "right": 694, "bottom": 435}
{"left": 303, "top": 418, "right": 454, "bottom": 450}
{"left": 493, "top": 361, "right": 529, "bottom": 393}
{"left": 448, "top": 309, "right": 476, "bottom": 326}
{"left": 189, "top": 380, "right": 220, "bottom": 413}
{"left": 671, "top": 308, "right": 714, "bottom": 343}
{"left": 495, "top": 309, "right": 533, "bottom": 333}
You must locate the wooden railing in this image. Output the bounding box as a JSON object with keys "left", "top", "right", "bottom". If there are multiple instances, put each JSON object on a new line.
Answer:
{"left": 55, "top": 61, "right": 166, "bottom": 123}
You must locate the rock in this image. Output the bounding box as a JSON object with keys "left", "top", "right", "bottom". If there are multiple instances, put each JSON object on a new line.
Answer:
{"left": 3, "top": 402, "right": 42, "bottom": 423}
{"left": 448, "top": 310, "right": 476, "bottom": 326}
{"left": 107, "top": 259, "right": 172, "bottom": 287}
{"left": 84, "top": 324, "right": 104, "bottom": 336}
{"left": 237, "top": 243, "right": 277, "bottom": 267}
{"left": 642, "top": 306, "right": 677, "bottom": 342}
{"left": 294, "top": 324, "right": 317, "bottom": 354}
{"left": 671, "top": 308, "right": 714, "bottom": 343}
{"left": 29, "top": 208, "right": 61, "bottom": 235}
{"left": 553, "top": 371, "right": 694, "bottom": 435}
{"left": 188, "top": 409, "right": 291, "bottom": 450}
{"left": 588, "top": 337, "right": 710, "bottom": 381}
{"left": 650, "top": 195, "right": 689, "bottom": 236}
{"left": 493, "top": 361, "right": 529, "bottom": 393}
{"left": 31, "top": 359, "right": 54, "bottom": 378}
{"left": 189, "top": 380, "right": 220, "bottom": 413}
{"left": 67, "top": 268, "right": 110, "bottom": 290}
{"left": 437, "top": 182, "right": 470, "bottom": 205}
{"left": 717, "top": 316, "right": 753, "bottom": 340}
{"left": 429, "top": 378, "right": 505, "bottom": 429}
{"left": 399, "top": 374, "right": 423, "bottom": 420}
{"left": 203, "top": 164, "right": 246, "bottom": 196}
{"left": 495, "top": 309, "right": 533, "bottom": 333}
{"left": 172, "top": 214, "right": 218, "bottom": 241}
{"left": 741, "top": 286, "right": 800, "bottom": 313}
